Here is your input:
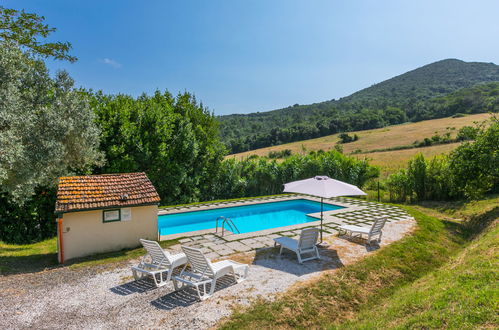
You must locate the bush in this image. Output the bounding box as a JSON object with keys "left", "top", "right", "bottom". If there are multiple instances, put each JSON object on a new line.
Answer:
{"left": 456, "top": 125, "right": 479, "bottom": 141}
{"left": 0, "top": 189, "right": 56, "bottom": 244}
{"left": 339, "top": 133, "right": 358, "bottom": 144}
{"left": 386, "top": 116, "right": 498, "bottom": 202}
{"left": 386, "top": 170, "right": 411, "bottom": 202}
{"left": 268, "top": 149, "right": 292, "bottom": 159}
{"left": 449, "top": 117, "right": 499, "bottom": 199}
{"left": 204, "top": 150, "right": 379, "bottom": 200}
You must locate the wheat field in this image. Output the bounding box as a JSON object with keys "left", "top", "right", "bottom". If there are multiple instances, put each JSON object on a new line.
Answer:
{"left": 226, "top": 113, "right": 493, "bottom": 176}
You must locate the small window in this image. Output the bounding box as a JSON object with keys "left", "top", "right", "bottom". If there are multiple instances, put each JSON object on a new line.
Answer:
{"left": 103, "top": 209, "right": 121, "bottom": 223}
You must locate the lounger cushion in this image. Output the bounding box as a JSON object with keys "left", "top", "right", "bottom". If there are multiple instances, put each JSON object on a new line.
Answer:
{"left": 212, "top": 260, "right": 248, "bottom": 273}
{"left": 340, "top": 224, "right": 370, "bottom": 234}
{"left": 170, "top": 253, "right": 188, "bottom": 265}
{"left": 274, "top": 237, "right": 299, "bottom": 250}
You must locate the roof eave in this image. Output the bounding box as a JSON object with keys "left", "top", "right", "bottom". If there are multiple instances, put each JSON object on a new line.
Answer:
{"left": 54, "top": 201, "right": 160, "bottom": 216}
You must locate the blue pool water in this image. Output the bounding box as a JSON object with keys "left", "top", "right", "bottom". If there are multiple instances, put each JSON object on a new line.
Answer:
{"left": 158, "top": 199, "right": 344, "bottom": 236}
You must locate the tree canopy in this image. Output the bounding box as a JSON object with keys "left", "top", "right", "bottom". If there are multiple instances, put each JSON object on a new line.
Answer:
{"left": 90, "top": 91, "right": 226, "bottom": 205}
{"left": 0, "top": 43, "right": 101, "bottom": 202}
{"left": 0, "top": 6, "right": 76, "bottom": 61}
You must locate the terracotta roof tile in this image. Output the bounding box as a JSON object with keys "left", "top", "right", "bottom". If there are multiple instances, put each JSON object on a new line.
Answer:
{"left": 55, "top": 172, "right": 160, "bottom": 214}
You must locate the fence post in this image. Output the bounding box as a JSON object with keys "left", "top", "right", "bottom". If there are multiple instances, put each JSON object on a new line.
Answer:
{"left": 377, "top": 181, "right": 380, "bottom": 202}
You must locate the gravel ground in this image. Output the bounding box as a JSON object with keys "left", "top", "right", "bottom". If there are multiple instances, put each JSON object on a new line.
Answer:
{"left": 0, "top": 219, "right": 415, "bottom": 330}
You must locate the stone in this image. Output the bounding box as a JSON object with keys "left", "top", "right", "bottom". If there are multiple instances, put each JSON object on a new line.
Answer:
{"left": 225, "top": 241, "right": 252, "bottom": 252}
{"left": 254, "top": 236, "right": 271, "bottom": 243}
{"left": 243, "top": 241, "right": 264, "bottom": 249}
{"left": 205, "top": 252, "right": 220, "bottom": 259}
{"left": 216, "top": 248, "right": 236, "bottom": 256}
{"left": 200, "top": 247, "right": 213, "bottom": 253}
{"left": 240, "top": 238, "right": 258, "bottom": 245}
{"left": 203, "top": 242, "right": 218, "bottom": 248}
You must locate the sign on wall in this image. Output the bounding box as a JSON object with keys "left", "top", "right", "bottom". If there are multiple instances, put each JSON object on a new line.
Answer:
{"left": 121, "top": 208, "right": 132, "bottom": 221}
{"left": 103, "top": 209, "right": 120, "bottom": 222}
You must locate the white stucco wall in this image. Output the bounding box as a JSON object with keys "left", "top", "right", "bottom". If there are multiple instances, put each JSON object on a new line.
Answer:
{"left": 58, "top": 205, "right": 158, "bottom": 262}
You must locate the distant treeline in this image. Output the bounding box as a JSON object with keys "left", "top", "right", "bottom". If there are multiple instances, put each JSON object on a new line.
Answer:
{"left": 220, "top": 58, "right": 499, "bottom": 154}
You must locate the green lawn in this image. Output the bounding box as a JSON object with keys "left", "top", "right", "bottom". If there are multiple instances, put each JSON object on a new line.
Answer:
{"left": 0, "top": 237, "right": 58, "bottom": 275}
{"left": 0, "top": 236, "right": 180, "bottom": 275}
{"left": 219, "top": 198, "right": 498, "bottom": 329}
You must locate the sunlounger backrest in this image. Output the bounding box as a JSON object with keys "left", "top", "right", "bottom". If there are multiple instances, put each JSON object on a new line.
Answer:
{"left": 140, "top": 239, "right": 171, "bottom": 267}
{"left": 299, "top": 228, "right": 319, "bottom": 250}
{"left": 370, "top": 217, "right": 387, "bottom": 235}
{"left": 182, "top": 246, "right": 215, "bottom": 277}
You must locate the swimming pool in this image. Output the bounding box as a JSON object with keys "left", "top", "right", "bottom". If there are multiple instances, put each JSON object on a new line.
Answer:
{"left": 158, "top": 199, "right": 344, "bottom": 236}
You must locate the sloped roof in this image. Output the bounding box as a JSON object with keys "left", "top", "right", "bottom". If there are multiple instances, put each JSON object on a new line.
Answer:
{"left": 55, "top": 172, "right": 160, "bottom": 214}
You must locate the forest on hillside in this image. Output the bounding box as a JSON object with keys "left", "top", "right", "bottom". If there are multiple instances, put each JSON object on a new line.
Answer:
{"left": 220, "top": 60, "right": 499, "bottom": 153}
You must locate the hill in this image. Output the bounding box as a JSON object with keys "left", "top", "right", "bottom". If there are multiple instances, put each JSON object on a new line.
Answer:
{"left": 219, "top": 59, "right": 499, "bottom": 153}
{"left": 226, "top": 113, "right": 493, "bottom": 177}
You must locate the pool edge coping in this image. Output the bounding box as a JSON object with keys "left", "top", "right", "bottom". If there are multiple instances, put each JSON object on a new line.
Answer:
{"left": 158, "top": 195, "right": 366, "bottom": 241}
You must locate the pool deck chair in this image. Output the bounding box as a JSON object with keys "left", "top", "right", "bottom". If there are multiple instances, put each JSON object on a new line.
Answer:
{"left": 131, "top": 239, "right": 187, "bottom": 287}
{"left": 273, "top": 227, "right": 321, "bottom": 263}
{"left": 173, "top": 246, "right": 249, "bottom": 300}
{"left": 339, "top": 217, "right": 388, "bottom": 245}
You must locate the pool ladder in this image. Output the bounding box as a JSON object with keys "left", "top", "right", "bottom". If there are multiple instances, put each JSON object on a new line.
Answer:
{"left": 216, "top": 216, "right": 240, "bottom": 236}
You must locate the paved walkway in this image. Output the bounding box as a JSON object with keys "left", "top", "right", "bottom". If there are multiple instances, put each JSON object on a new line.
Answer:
{"left": 161, "top": 196, "right": 413, "bottom": 259}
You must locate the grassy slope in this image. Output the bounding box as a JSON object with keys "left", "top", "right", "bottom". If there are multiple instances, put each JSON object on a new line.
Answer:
{"left": 227, "top": 113, "right": 492, "bottom": 176}
{"left": 340, "top": 222, "right": 498, "bottom": 329}
{"left": 220, "top": 197, "right": 498, "bottom": 329}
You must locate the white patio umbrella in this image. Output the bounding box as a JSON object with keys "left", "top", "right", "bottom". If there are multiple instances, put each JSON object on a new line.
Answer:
{"left": 283, "top": 175, "right": 367, "bottom": 244}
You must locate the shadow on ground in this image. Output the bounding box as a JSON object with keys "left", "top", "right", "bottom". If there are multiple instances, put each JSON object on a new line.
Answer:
{"left": 0, "top": 253, "right": 59, "bottom": 275}
{"left": 110, "top": 278, "right": 159, "bottom": 296}
{"left": 252, "top": 246, "right": 345, "bottom": 276}
{"left": 150, "top": 275, "right": 238, "bottom": 310}
{"left": 335, "top": 234, "right": 382, "bottom": 252}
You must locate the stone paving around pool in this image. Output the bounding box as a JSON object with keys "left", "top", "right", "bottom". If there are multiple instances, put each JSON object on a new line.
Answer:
{"left": 160, "top": 196, "right": 413, "bottom": 259}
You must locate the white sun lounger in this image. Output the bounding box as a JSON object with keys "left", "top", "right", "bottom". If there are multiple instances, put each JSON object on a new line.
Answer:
{"left": 173, "top": 246, "right": 249, "bottom": 300}
{"left": 131, "top": 239, "right": 187, "bottom": 287}
{"left": 339, "top": 217, "right": 388, "bottom": 244}
{"left": 273, "top": 227, "right": 320, "bottom": 263}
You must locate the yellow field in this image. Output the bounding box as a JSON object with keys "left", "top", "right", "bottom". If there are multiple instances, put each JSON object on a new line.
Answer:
{"left": 356, "top": 143, "right": 461, "bottom": 177}
{"left": 226, "top": 113, "right": 492, "bottom": 176}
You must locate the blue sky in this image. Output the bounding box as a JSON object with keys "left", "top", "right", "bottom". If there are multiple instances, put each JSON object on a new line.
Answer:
{"left": 6, "top": 0, "right": 499, "bottom": 115}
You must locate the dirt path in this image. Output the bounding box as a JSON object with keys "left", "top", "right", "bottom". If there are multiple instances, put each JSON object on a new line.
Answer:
{"left": 0, "top": 219, "right": 414, "bottom": 330}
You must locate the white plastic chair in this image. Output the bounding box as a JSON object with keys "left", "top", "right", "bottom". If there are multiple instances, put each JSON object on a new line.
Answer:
{"left": 273, "top": 227, "right": 320, "bottom": 263}
{"left": 131, "top": 239, "right": 187, "bottom": 287}
{"left": 339, "top": 217, "right": 388, "bottom": 244}
{"left": 173, "top": 246, "right": 249, "bottom": 300}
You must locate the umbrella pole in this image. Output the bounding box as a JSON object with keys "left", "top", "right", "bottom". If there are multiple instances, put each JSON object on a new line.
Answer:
{"left": 317, "top": 197, "right": 329, "bottom": 248}
{"left": 320, "top": 197, "right": 324, "bottom": 243}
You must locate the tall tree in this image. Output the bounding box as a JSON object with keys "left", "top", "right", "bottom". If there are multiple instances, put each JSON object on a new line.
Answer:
{"left": 0, "top": 43, "right": 102, "bottom": 202}
{"left": 0, "top": 6, "right": 76, "bottom": 61}
{"left": 91, "top": 91, "right": 226, "bottom": 204}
